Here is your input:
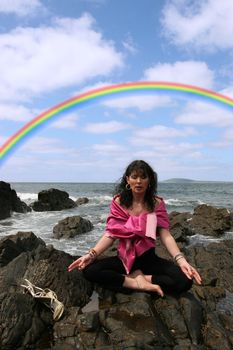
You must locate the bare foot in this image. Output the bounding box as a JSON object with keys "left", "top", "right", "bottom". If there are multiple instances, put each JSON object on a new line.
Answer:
{"left": 128, "top": 270, "right": 164, "bottom": 297}
{"left": 134, "top": 274, "right": 164, "bottom": 297}
{"left": 129, "top": 269, "right": 152, "bottom": 283}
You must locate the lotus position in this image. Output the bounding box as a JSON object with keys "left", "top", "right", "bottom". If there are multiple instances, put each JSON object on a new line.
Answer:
{"left": 68, "top": 160, "right": 202, "bottom": 296}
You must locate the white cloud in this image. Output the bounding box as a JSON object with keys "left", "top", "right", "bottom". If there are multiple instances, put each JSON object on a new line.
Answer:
{"left": 0, "top": 13, "right": 123, "bottom": 102}
{"left": 103, "top": 95, "right": 173, "bottom": 111}
{"left": 78, "top": 81, "right": 113, "bottom": 95}
{"left": 0, "top": 135, "right": 6, "bottom": 144}
{"left": 122, "top": 33, "right": 137, "bottom": 54}
{"left": 84, "top": 120, "right": 131, "bottom": 133}
{"left": 211, "top": 127, "right": 233, "bottom": 148}
{"left": 0, "top": 0, "right": 43, "bottom": 16}
{"left": 175, "top": 101, "right": 233, "bottom": 127}
{"left": 0, "top": 103, "right": 35, "bottom": 121}
{"left": 131, "top": 138, "right": 203, "bottom": 158}
{"left": 50, "top": 113, "right": 79, "bottom": 129}
{"left": 220, "top": 86, "right": 233, "bottom": 99}
{"left": 93, "top": 141, "right": 126, "bottom": 154}
{"left": 162, "top": 0, "right": 233, "bottom": 50}
{"left": 20, "top": 136, "right": 75, "bottom": 154}
{"left": 128, "top": 125, "right": 203, "bottom": 159}
{"left": 143, "top": 61, "right": 214, "bottom": 88}
{"left": 133, "top": 125, "right": 197, "bottom": 140}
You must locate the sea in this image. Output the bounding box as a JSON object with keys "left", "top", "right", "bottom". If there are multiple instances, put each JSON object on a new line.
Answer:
{"left": 0, "top": 181, "right": 233, "bottom": 257}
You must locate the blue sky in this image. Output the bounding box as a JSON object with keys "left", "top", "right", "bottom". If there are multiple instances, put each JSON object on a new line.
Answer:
{"left": 0, "top": 0, "right": 233, "bottom": 182}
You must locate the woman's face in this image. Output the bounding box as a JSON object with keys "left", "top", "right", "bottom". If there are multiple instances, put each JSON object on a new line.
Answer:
{"left": 126, "top": 170, "right": 150, "bottom": 195}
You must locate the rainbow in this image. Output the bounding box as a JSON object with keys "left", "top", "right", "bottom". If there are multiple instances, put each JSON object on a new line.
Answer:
{"left": 1, "top": 81, "right": 233, "bottom": 165}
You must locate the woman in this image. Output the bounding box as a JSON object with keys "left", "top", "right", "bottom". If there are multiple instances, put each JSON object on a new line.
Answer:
{"left": 68, "top": 160, "right": 202, "bottom": 297}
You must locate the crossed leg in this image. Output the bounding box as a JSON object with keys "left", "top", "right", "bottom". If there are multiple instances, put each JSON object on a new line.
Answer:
{"left": 124, "top": 269, "right": 164, "bottom": 296}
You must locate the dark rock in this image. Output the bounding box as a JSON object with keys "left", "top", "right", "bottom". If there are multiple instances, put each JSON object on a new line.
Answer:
{"left": 169, "top": 211, "right": 192, "bottom": 241}
{"left": 190, "top": 204, "right": 232, "bottom": 236}
{"left": 0, "top": 231, "right": 93, "bottom": 349}
{"left": 53, "top": 215, "right": 93, "bottom": 239}
{"left": 169, "top": 204, "right": 232, "bottom": 238}
{"left": 1, "top": 203, "right": 233, "bottom": 349}
{"left": 0, "top": 292, "right": 51, "bottom": 349}
{"left": 0, "top": 231, "right": 45, "bottom": 267}
{"left": 202, "top": 312, "right": 232, "bottom": 350}
{"left": 179, "top": 293, "right": 203, "bottom": 345}
{"left": 0, "top": 181, "right": 31, "bottom": 220}
{"left": 187, "top": 240, "right": 233, "bottom": 294}
{"left": 31, "top": 188, "right": 77, "bottom": 211}
{"left": 76, "top": 197, "right": 89, "bottom": 205}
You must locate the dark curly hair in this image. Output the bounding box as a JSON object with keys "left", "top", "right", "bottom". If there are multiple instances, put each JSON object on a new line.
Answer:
{"left": 115, "top": 160, "right": 158, "bottom": 212}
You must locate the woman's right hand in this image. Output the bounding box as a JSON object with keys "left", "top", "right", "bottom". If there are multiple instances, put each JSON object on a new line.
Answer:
{"left": 68, "top": 253, "right": 93, "bottom": 272}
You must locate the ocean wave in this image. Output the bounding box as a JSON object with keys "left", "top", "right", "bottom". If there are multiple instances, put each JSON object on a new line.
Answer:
{"left": 187, "top": 232, "right": 233, "bottom": 247}
{"left": 17, "top": 192, "right": 38, "bottom": 202}
{"left": 165, "top": 198, "right": 205, "bottom": 207}
{"left": 88, "top": 195, "right": 112, "bottom": 206}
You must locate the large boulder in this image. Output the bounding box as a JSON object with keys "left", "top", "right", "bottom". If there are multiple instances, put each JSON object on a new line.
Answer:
{"left": 0, "top": 181, "right": 31, "bottom": 220}
{"left": 189, "top": 204, "right": 232, "bottom": 236}
{"left": 169, "top": 204, "right": 232, "bottom": 238}
{"left": 0, "top": 231, "right": 93, "bottom": 349}
{"left": 31, "top": 188, "right": 77, "bottom": 211}
{"left": 53, "top": 215, "right": 93, "bottom": 239}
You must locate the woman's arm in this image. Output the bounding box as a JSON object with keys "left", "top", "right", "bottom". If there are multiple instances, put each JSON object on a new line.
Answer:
{"left": 159, "top": 228, "right": 181, "bottom": 258}
{"left": 159, "top": 228, "right": 202, "bottom": 285}
{"left": 68, "top": 234, "right": 114, "bottom": 272}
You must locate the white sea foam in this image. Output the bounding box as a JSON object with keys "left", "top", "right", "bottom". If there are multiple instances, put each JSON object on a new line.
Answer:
{"left": 188, "top": 232, "right": 233, "bottom": 247}
{"left": 165, "top": 198, "right": 205, "bottom": 208}
{"left": 17, "top": 192, "right": 38, "bottom": 202}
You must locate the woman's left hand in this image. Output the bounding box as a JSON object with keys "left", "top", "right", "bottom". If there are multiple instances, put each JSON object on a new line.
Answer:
{"left": 177, "top": 258, "right": 202, "bottom": 285}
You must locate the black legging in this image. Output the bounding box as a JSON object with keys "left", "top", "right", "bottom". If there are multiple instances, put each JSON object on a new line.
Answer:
{"left": 83, "top": 248, "right": 193, "bottom": 294}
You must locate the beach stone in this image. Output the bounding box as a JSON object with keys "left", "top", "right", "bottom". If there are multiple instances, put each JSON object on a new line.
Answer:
{"left": 189, "top": 204, "right": 232, "bottom": 236}
{"left": 76, "top": 197, "right": 89, "bottom": 205}
{"left": 53, "top": 215, "right": 93, "bottom": 239}
{"left": 0, "top": 181, "right": 31, "bottom": 220}
{"left": 31, "top": 188, "right": 77, "bottom": 211}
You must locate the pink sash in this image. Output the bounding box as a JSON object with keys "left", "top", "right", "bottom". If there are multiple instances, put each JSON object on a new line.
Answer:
{"left": 105, "top": 196, "right": 169, "bottom": 274}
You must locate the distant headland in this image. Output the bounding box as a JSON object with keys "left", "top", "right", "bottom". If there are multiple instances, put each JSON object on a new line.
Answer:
{"left": 162, "top": 178, "right": 197, "bottom": 183}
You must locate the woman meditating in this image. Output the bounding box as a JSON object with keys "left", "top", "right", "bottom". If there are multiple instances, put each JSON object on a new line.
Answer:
{"left": 68, "top": 160, "right": 202, "bottom": 296}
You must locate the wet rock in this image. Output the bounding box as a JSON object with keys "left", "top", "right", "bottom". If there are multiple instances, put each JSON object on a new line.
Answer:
{"left": 0, "top": 231, "right": 45, "bottom": 268}
{"left": 202, "top": 312, "right": 233, "bottom": 350}
{"left": 169, "top": 204, "right": 232, "bottom": 238}
{"left": 53, "top": 215, "right": 93, "bottom": 239}
{"left": 169, "top": 211, "right": 192, "bottom": 242}
{"left": 0, "top": 292, "right": 51, "bottom": 349}
{"left": 31, "top": 188, "right": 77, "bottom": 211}
{"left": 0, "top": 231, "right": 93, "bottom": 349}
{"left": 190, "top": 204, "right": 232, "bottom": 236}
{"left": 0, "top": 181, "right": 31, "bottom": 220}
{"left": 76, "top": 197, "right": 89, "bottom": 205}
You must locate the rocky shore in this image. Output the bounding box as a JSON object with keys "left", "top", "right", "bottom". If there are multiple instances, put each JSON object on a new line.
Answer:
{"left": 0, "top": 181, "right": 233, "bottom": 349}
